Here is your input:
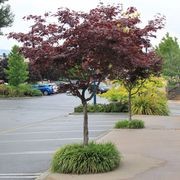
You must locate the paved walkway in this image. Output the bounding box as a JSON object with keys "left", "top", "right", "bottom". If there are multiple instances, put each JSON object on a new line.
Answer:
{"left": 37, "top": 115, "right": 180, "bottom": 180}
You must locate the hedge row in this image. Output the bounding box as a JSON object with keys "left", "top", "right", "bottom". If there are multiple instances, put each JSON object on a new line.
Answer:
{"left": 74, "top": 102, "right": 128, "bottom": 113}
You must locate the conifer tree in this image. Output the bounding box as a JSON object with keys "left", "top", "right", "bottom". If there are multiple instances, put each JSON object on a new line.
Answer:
{"left": 6, "top": 45, "right": 29, "bottom": 86}
{"left": 0, "top": 0, "right": 14, "bottom": 34}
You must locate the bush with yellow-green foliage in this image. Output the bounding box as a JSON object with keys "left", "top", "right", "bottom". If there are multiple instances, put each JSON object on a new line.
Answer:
{"left": 132, "top": 77, "right": 169, "bottom": 115}
{"left": 101, "top": 76, "right": 169, "bottom": 115}
{"left": 132, "top": 91, "right": 168, "bottom": 115}
{"left": 100, "top": 85, "right": 128, "bottom": 102}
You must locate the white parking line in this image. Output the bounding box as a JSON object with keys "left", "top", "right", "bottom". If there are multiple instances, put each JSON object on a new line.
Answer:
{"left": 0, "top": 137, "right": 83, "bottom": 143}
{"left": 0, "top": 173, "right": 41, "bottom": 176}
{"left": 0, "top": 173, "right": 41, "bottom": 179}
{"left": 4, "top": 129, "right": 105, "bottom": 135}
{"left": 27, "top": 124, "right": 112, "bottom": 129}
{"left": 41, "top": 119, "right": 118, "bottom": 124}
{"left": 0, "top": 176, "right": 37, "bottom": 179}
{"left": 0, "top": 151, "right": 54, "bottom": 155}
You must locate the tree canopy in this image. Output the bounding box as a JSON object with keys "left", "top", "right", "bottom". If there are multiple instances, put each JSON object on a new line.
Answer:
{"left": 9, "top": 3, "right": 165, "bottom": 144}
{"left": 9, "top": 4, "right": 165, "bottom": 95}
{"left": 156, "top": 33, "right": 180, "bottom": 86}
{"left": 0, "top": 0, "right": 14, "bottom": 34}
{"left": 6, "top": 45, "right": 29, "bottom": 86}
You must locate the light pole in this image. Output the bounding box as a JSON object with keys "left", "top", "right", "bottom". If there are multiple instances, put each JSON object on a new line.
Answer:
{"left": 93, "top": 80, "right": 97, "bottom": 105}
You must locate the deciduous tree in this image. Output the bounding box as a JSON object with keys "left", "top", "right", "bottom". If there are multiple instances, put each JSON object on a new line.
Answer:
{"left": 9, "top": 3, "right": 164, "bottom": 144}
{"left": 156, "top": 33, "right": 180, "bottom": 87}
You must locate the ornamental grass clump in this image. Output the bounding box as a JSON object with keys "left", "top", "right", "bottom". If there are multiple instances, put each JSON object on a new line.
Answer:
{"left": 115, "top": 119, "right": 145, "bottom": 129}
{"left": 51, "top": 142, "right": 121, "bottom": 174}
{"left": 132, "top": 93, "right": 169, "bottom": 116}
{"left": 128, "top": 119, "right": 145, "bottom": 129}
{"left": 114, "top": 120, "right": 129, "bottom": 128}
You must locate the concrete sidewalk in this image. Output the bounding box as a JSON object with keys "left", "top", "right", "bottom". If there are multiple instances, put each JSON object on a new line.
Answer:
{"left": 37, "top": 115, "right": 180, "bottom": 180}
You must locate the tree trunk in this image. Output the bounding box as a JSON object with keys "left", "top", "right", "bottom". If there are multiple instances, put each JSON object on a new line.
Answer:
{"left": 128, "top": 90, "right": 132, "bottom": 121}
{"left": 83, "top": 102, "right": 89, "bottom": 146}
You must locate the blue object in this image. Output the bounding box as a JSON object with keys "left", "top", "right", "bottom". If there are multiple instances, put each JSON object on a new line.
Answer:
{"left": 32, "top": 84, "right": 54, "bottom": 95}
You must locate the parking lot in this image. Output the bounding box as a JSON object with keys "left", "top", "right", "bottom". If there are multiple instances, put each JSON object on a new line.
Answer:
{"left": 0, "top": 94, "right": 127, "bottom": 179}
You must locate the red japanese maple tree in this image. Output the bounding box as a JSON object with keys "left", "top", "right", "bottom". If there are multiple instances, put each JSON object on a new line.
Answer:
{"left": 9, "top": 3, "right": 165, "bottom": 145}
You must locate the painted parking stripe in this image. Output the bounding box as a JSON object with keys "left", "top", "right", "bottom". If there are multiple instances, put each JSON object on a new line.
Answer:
{"left": 0, "top": 136, "right": 97, "bottom": 143}
{"left": 0, "top": 115, "right": 65, "bottom": 135}
{"left": 0, "top": 173, "right": 41, "bottom": 179}
{"left": 0, "top": 137, "right": 83, "bottom": 143}
{"left": 41, "top": 120, "right": 117, "bottom": 124}
{"left": 0, "top": 151, "right": 54, "bottom": 155}
{"left": 0, "top": 173, "right": 41, "bottom": 176}
{"left": 0, "top": 176, "right": 37, "bottom": 179}
{"left": 4, "top": 129, "right": 105, "bottom": 135}
{"left": 26, "top": 124, "right": 112, "bottom": 129}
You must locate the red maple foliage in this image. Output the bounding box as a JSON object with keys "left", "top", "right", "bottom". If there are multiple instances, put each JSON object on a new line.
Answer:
{"left": 9, "top": 3, "right": 165, "bottom": 144}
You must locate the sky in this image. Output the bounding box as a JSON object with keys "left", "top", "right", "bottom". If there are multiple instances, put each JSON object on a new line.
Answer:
{"left": 0, "top": 0, "right": 179, "bottom": 50}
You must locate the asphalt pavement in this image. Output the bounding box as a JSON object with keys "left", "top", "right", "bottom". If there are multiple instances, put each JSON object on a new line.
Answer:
{"left": 0, "top": 94, "right": 179, "bottom": 180}
{"left": 0, "top": 94, "right": 126, "bottom": 180}
{"left": 38, "top": 115, "right": 180, "bottom": 180}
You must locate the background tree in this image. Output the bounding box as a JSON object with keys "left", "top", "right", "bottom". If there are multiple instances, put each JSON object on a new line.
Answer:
{"left": 9, "top": 4, "right": 164, "bottom": 145}
{"left": 0, "top": 53, "right": 8, "bottom": 81}
{"left": 6, "top": 45, "right": 29, "bottom": 86}
{"left": 0, "top": 0, "right": 14, "bottom": 34}
{"left": 112, "top": 35, "right": 162, "bottom": 121}
{"left": 113, "top": 62, "right": 162, "bottom": 121}
{"left": 156, "top": 33, "right": 180, "bottom": 87}
{"left": 28, "top": 62, "right": 61, "bottom": 83}
{"left": 28, "top": 63, "right": 42, "bottom": 83}
{"left": 108, "top": 8, "right": 164, "bottom": 120}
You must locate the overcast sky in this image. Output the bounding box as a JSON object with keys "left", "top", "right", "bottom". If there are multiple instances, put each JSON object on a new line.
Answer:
{"left": 0, "top": 0, "right": 179, "bottom": 50}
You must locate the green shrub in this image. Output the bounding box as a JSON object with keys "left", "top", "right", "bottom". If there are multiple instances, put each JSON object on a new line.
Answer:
{"left": 115, "top": 119, "right": 144, "bottom": 129}
{"left": 101, "top": 76, "right": 169, "bottom": 116}
{"left": 74, "top": 102, "right": 128, "bottom": 113}
{"left": 0, "top": 84, "right": 9, "bottom": 96}
{"left": 74, "top": 105, "right": 83, "bottom": 112}
{"left": 6, "top": 86, "right": 19, "bottom": 97}
{"left": 102, "top": 104, "right": 110, "bottom": 112}
{"left": 18, "top": 84, "right": 32, "bottom": 96}
{"left": 0, "top": 84, "right": 42, "bottom": 97}
{"left": 132, "top": 92, "right": 169, "bottom": 116}
{"left": 51, "top": 142, "right": 121, "bottom": 174}
{"left": 17, "top": 84, "right": 42, "bottom": 96}
{"left": 31, "top": 89, "right": 42, "bottom": 96}
{"left": 128, "top": 119, "right": 145, "bottom": 129}
{"left": 115, "top": 120, "right": 129, "bottom": 128}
